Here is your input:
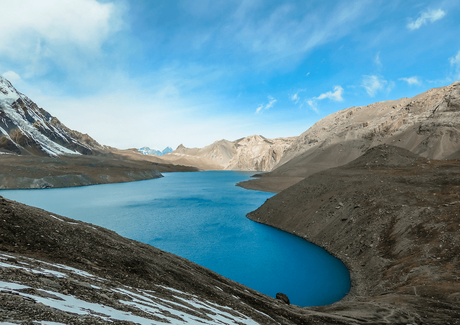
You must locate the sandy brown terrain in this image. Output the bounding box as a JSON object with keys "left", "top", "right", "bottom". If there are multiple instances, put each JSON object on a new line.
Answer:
{"left": 0, "top": 153, "right": 197, "bottom": 189}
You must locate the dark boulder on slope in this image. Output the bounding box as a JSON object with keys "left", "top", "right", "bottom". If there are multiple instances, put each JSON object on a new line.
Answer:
{"left": 276, "top": 292, "right": 290, "bottom": 305}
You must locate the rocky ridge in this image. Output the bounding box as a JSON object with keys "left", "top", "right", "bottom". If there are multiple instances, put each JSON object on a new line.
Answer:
{"left": 241, "top": 81, "right": 460, "bottom": 192}
{"left": 158, "top": 135, "right": 296, "bottom": 172}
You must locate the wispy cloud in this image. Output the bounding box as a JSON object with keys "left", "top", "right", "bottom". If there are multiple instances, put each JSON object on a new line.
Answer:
{"left": 407, "top": 8, "right": 446, "bottom": 30}
{"left": 450, "top": 50, "right": 460, "bottom": 80}
{"left": 399, "top": 76, "right": 422, "bottom": 86}
{"left": 362, "top": 75, "right": 394, "bottom": 97}
{"left": 290, "top": 89, "right": 306, "bottom": 105}
{"left": 306, "top": 86, "right": 344, "bottom": 112}
{"left": 230, "top": 1, "right": 375, "bottom": 68}
{"left": 256, "top": 96, "right": 277, "bottom": 114}
{"left": 375, "top": 52, "right": 382, "bottom": 67}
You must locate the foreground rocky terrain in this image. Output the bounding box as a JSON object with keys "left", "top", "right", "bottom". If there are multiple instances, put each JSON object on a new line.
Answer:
{"left": 241, "top": 81, "right": 460, "bottom": 192}
{"left": 1, "top": 144, "right": 459, "bottom": 324}
{"left": 153, "top": 135, "right": 296, "bottom": 172}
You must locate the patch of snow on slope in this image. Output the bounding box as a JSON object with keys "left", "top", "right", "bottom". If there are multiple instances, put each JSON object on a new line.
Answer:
{"left": 0, "top": 253, "right": 263, "bottom": 325}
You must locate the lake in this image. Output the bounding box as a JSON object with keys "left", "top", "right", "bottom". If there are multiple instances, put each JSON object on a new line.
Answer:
{"left": 0, "top": 171, "right": 350, "bottom": 307}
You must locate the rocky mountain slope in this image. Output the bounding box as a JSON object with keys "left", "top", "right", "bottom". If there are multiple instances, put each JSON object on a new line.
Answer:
{"left": 157, "top": 135, "right": 296, "bottom": 171}
{"left": 248, "top": 144, "right": 460, "bottom": 324}
{"left": 241, "top": 81, "right": 460, "bottom": 192}
{"left": 0, "top": 75, "right": 105, "bottom": 157}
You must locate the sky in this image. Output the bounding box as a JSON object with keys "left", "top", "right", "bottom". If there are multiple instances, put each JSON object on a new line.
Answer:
{"left": 1, "top": 0, "right": 459, "bottom": 150}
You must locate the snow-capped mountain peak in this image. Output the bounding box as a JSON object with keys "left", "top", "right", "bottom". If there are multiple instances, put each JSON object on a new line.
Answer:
{"left": 0, "top": 76, "right": 103, "bottom": 157}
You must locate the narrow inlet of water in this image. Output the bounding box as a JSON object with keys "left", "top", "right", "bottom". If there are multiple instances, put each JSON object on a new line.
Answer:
{"left": 0, "top": 171, "right": 350, "bottom": 306}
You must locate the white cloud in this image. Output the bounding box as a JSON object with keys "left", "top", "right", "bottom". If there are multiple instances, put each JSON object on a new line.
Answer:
{"left": 362, "top": 75, "right": 389, "bottom": 97}
{"left": 450, "top": 51, "right": 460, "bottom": 66}
{"left": 306, "top": 86, "right": 344, "bottom": 112}
{"left": 2, "top": 71, "right": 22, "bottom": 83}
{"left": 399, "top": 76, "right": 422, "bottom": 86}
{"left": 306, "top": 99, "right": 318, "bottom": 113}
{"left": 290, "top": 89, "right": 306, "bottom": 105}
{"left": 256, "top": 96, "right": 277, "bottom": 114}
{"left": 0, "top": 0, "right": 122, "bottom": 77}
{"left": 316, "top": 86, "right": 344, "bottom": 102}
{"left": 407, "top": 9, "right": 446, "bottom": 30}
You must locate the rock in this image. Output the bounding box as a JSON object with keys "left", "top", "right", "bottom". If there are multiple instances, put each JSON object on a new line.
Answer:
{"left": 276, "top": 292, "right": 290, "bottom": 305}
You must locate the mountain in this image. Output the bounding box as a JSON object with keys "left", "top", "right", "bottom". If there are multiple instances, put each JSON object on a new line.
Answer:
{"left": 157, "top": 135, "right": 296, "bottom": 171}
{"left": 241, "top": 81, "right": 460, "bottom": 192}
{"left": 0, "top": 75, "right": 104, "bottom": 157}
{"left": 138, "top": 146, "right": 173, "bottom": 156}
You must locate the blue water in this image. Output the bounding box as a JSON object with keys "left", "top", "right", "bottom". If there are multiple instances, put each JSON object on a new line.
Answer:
{"left": 0, "top": 171, "right": 350, "bottom": 306}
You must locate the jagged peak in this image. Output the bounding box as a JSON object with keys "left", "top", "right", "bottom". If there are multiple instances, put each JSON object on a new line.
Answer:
{"left": 0, "top": 75, "right": 21, "bottom": 101}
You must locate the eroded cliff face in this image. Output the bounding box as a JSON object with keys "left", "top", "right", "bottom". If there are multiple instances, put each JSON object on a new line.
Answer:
{"left": 248, "top": 145, "right": 460, "bottom": 324}
{"left": 157, "top": 135, "right": 296, "bottom": 171}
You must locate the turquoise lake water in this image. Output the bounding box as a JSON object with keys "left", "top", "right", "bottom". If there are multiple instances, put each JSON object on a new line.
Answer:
{"left": 0, "top": 171, "right": 350, "bottom": 306}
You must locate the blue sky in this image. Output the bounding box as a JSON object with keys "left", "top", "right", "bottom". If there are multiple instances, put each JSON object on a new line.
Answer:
{"left": 1, "top": 0, "right": 459, "bottom": 150}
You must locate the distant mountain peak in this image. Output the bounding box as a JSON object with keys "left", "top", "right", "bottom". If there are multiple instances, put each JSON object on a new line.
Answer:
{"left": 137, "top": 146, "right": 173, "bottom": 156}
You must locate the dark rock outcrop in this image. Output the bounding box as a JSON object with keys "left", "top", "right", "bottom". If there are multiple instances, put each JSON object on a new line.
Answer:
{"left": 276, "top": 292, "right": 290, "bottom": 305}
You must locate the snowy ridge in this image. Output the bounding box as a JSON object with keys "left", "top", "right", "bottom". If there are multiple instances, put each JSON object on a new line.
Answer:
{"left": 0, "top": 75, "right": 103, "bottom": 157}
{"left": 138, "top": 146, "right": 173, "bottom": 156}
